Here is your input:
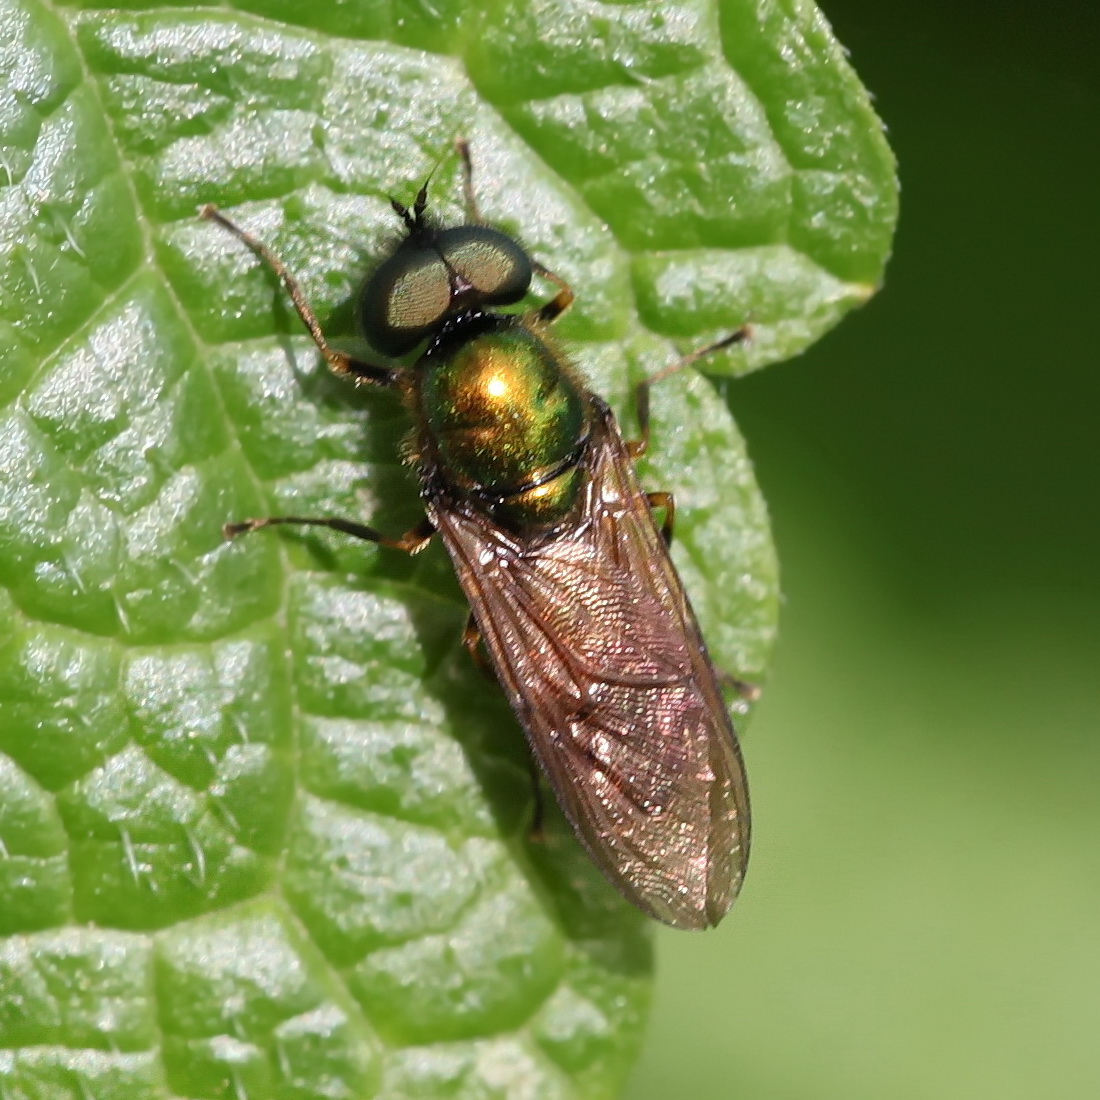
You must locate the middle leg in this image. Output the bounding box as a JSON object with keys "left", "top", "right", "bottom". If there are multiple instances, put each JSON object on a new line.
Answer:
{"left": 629, "top": 326, "right": 752, "bottom": 459}
{"left": 224, "top": 514, "right": 436, "bottom": 554}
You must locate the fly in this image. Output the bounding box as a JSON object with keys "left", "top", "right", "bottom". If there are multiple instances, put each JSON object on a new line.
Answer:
{"left": 201, "top": 141, "right": 752, "bottom": 929}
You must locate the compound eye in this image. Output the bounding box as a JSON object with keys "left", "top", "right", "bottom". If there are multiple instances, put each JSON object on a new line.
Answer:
{"left": 361, "top": 246, "right": 452, "bottom": 357}
{"left": 437, "top": 226, "right": 532, "bottom": 306}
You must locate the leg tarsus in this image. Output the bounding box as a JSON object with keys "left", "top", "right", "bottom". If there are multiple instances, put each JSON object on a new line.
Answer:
{"left": 452, "top": 140, "right": 574, "bottom": 325}
{"left": 456, "top": 137, "right": 484, "bottom": 224}
{"left": 200, "top": 204, "right": 396, "bottom": 387}
{"left": 224, "top": 514, "right": 435, "bottom": 554}
{"left": 630, "top": 325, "right": 753, "bottom": 458}
{"left": 628, "top": 381, "right": 654, "bottom": 459}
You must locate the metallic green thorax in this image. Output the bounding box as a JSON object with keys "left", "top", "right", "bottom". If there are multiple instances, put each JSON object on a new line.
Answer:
{"left": 419, "top": 317, "right": 590, "bottom": 530}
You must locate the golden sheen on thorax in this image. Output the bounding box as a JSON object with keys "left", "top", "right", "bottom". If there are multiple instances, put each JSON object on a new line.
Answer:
{"left": 422, "top": 321, "right": 589, "bottom": 500}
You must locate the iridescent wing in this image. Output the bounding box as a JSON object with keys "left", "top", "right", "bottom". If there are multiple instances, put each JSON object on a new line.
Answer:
{"left": 427, "top": 397, "right": 750, "bottom": 929}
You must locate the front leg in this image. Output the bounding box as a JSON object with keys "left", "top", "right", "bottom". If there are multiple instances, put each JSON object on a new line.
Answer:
{"left": 201, "top": 205, "right": 398, "bottom": 387}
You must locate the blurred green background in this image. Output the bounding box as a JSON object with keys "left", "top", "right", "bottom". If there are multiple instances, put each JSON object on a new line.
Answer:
{"left": 628, "top": 2, "right": 1099, "bottom": 1098}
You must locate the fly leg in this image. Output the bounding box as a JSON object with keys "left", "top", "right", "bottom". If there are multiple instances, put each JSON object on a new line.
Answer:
{"left": 646, "top": 491, "right": 676, "bottom": 547}
{"left": 202, "top": 205, "right": 418, "bottom": 549}
{"left": 455, "top": 138, "right": 574, "bottom": 325}
{"left": 718, "top": 671, "right": 762, "bottom": 705}
{"left": 224, "top": 515, "right": 436, "bottom": 554}
{"left": 462, "top": 612, "right": 497, "bottom": 682}
{"left": 456, "top": 137, "right": 484, "bottom": 224}
{"left": 200, "top": 205, "right": 398, "bottom": 388}
{"left": 462, "top": 610, "right": 546, "bottom": 839}
{"left": 630, "top": 329, "right": 760, "bottom": 705}
{"left": 532, "top": 261, "right": 575, "bottom": 325}
{"left": 628, "top": 326, "right": 753, "bottom": 459}
{"left": 643, "top": 495, "right": 758, "bottom": 700}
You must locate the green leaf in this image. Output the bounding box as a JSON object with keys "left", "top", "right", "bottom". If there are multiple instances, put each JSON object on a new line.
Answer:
{"left": 0, "top": 0, "right": 895, "bottom": 1096}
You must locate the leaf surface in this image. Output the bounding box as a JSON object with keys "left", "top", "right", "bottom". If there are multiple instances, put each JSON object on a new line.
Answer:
{"left": 0, "top": 0, "right": 896, "bottom": 1095}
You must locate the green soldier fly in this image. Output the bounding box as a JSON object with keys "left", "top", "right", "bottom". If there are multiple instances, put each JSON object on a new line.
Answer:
{"left": 202, "top": 142, "right": 751, "bottom": 929}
